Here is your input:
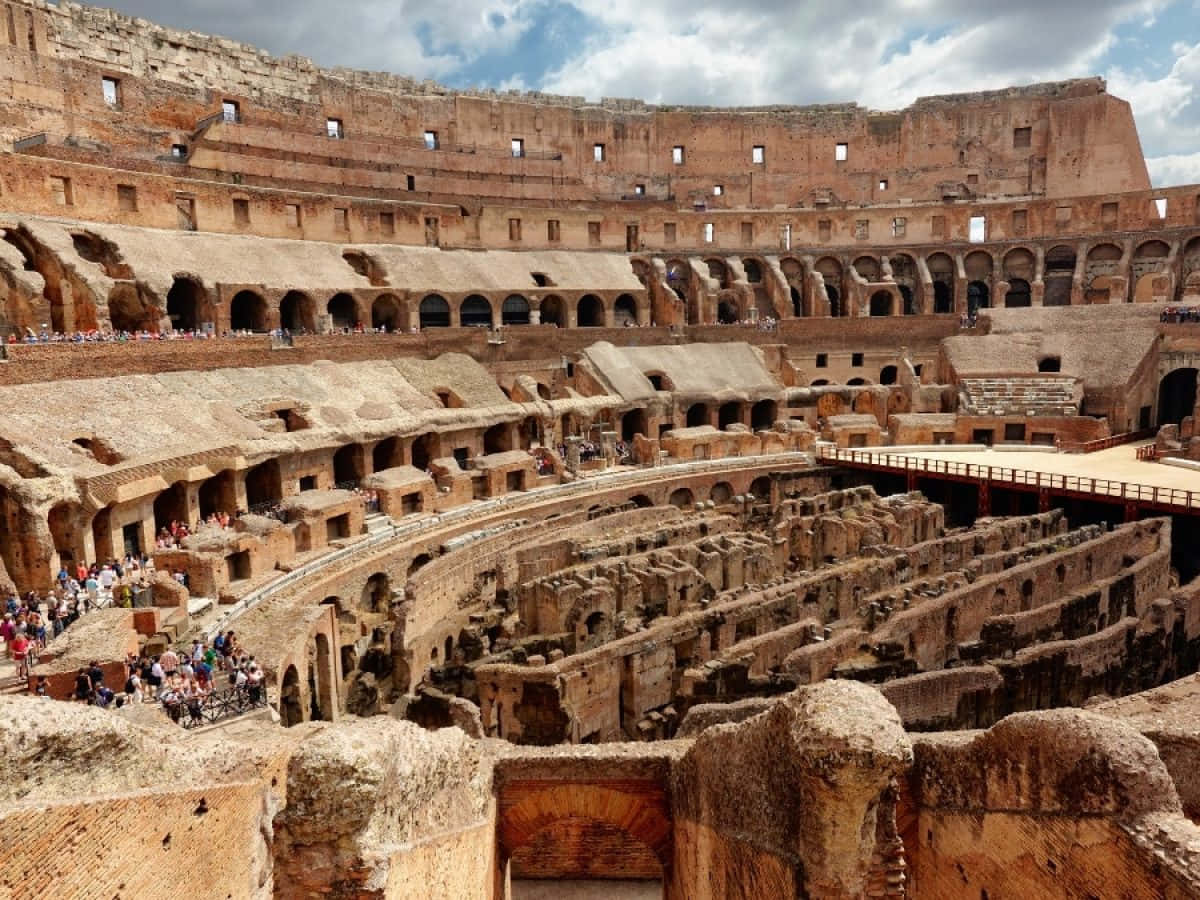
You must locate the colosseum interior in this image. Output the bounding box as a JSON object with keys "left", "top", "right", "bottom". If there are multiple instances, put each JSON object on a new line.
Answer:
{"left": 2, "top": 1, "right": 1200, "bottom": 897}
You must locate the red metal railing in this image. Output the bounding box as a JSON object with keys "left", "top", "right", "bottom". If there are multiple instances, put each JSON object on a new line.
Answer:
{"left": 1058, "top": 429, "right": 1154, "bottom": 454}
{"left": 816, "top": 446, "right": 1199, "bottom": 511}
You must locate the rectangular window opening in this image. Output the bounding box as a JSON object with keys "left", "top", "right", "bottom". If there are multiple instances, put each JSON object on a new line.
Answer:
{"left": 713, "top": 184, "right": 723, "bottom": 196}
{"left": 1153, "top": 197, "right": 1167, "bottom": 219}
{"left": 815, "top": 353, "right": 828, "bottom": 368}
{"left": 170, "top": 143, "right": 187, "bottom": 159}
{"left": 222, "top": 100, "right": 240, "bottom": 124}
{"left": 740, "top": 221, "right": 753, "bottom": 244}
{"left": 286, "top": 204, "right": 301, "bottom": 228}
{"left": 835, "top": 142, "right": 848, "bottom": 162}
{"left": 818, "top": 219, "right": 831, "bottom": 241}
{"left": 335, "top": 207, "right": 349, "bottom": 231}
{"left": 664, "top": 222, "right": 677, "bottom": 244}
{"left": 879, "top": 179, "right": 888, "bottom": 191}
{"left": 423, "top": 130, "right": 439, "bottom": 150}
{"left": 511, "top": 137, "right": 524, "bottom": 158}
{"left": 703, "top": 222, "right": 714, "bottom": 244}
{"left": 851, "top": 352, "right": 864, "bottom": 367}
{"left": 968, "top": 215, "right": 986, "bottom": 243}
{"left": 634, "top": 183, "right": 645, "bottom": 196}
{"left": 854, "top": 219, "right": 869, "bottom": 240}
{"left": 547, "top": 219, "right": 561, "bottom": 243}
{"left": 102, "top": 77, "right": 120, "bottom": 107}
{"left": 50, "top": 175, "right": 72, "bottom": 206}
{"left": 593, "top": 143, "right": 606, "bottom": 162}
{"left": 380, "top": 211, "right": 394, "bottom": 235}
{"left": 672, "top": 145, "right": 685, "bottom": 165}
{"left": 116, "top": 184, "right": 137, "bottom": 212}
{"left": 781, "top": 223, "right": 792, "bottom": 250}
{"left": 1013, "top": 126, "right": 1032, "bottom": 149}
{"left": 326, "top": 118, "right": 344, "bottom": 139}
{"left": 588, "top": 221, "right": 601, "bottom": 246}
{"left": 891, "top": 216, "right": 906, "bottom": 238}
{"left": 752, "top": 145, "right": 765, "bottom": 165}
{"left": 233, "top": 197, "right": 250, "bottom": 225}
{"left": 509, "top": 218, "right": 522, "bottom": 242}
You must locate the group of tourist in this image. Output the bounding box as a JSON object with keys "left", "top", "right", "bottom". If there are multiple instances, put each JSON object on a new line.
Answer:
{"left": 1160, "top": 306, "right": 1200, "bottom": 323}
{"left": 348, "top": 486, "right": 381, "bottom": 513}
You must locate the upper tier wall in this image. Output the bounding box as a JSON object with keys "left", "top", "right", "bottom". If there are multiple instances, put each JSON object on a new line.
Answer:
{"left": 0, "top": 0, "right": 1151, "bottom": 206}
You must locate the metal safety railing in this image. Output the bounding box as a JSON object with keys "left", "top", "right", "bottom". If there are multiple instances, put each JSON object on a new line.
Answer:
{"left": 816, "top": 446, "right": 1200, "bottom": 511}
{"left": 161, "top": 685, "right": 269, "bottom": 729}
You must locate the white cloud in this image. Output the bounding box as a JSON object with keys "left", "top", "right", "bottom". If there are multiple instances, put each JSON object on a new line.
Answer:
{"left": 1148, "top": 152, "right": 1200, "bottom": 186}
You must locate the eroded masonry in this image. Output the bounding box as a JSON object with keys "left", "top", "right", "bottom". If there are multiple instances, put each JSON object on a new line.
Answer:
{"left": 3, "top": 1, "right": 1200, "bottom": 897}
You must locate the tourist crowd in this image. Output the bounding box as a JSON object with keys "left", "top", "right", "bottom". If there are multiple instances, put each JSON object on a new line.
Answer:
{"left": 1160, "top": 306, "right": 1200, "bottom": 323}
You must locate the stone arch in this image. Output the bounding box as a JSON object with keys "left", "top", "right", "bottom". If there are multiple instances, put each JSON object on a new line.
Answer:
{"left": 742, "top": 258, "right": 763, "bottom": 283}
{"left": 333, "top": 443, "right": 365, "bottom": 485}
{"left": 371, "top": 293, "right": 404, "bottom": 331}
{"left": 704, "top": 258, "right": 731, "bottom": 288}
{"left": 749, "top": 475, "right": 771, "bottom": 499}
{"left": 501, "top": 294, "right": 530, "bottom": 326}
{"left": 964, "top": 250, "right": 993, "bottom": 283}
{"left": 685, "top": 403, "right": 710, "bottom": 427}
{"left": 899, "top": 284, "right": 915, "bottom": 316}
{"left": 852, "top": 256, "right": 880, "bottom": 281}
{"left": 153, "top": 480, "right": 189, "bottom": 531}
{"left": 613, "top": 294, "right": 638, "bottom": 325}
{"left": 927, "top": 252, "right": 955, "bottom": 313}
{"left": 327, "top": 292, "right": 358, "bottom": 330}
{"left": 710, "top": 482, "right": 733, "bottom": 504}
{"left": 1002, "top": 247, "right": 1036, "bottom": 282}
{"left": 165, "top": 277, "right": 207, "bottom": 332}
{"left": 1158, "top": 368, "right": 1198, "bottom": 426}
{"left": 967, "top": 281, "right": 990, "bottom": 317}
{"left": 229, "top": 290, "right": 268, "bottom": 332}
{"left": 750, "top": 399, "right": 777, "bottom": 430}
{"left": 3, "top": 226, "right": 99, "bottom": 333}
{"left": 411, "top": 432, "right": 440, "bottom": 470}
{"left": 1005, "top": 278, "right": 1032, "bottom": 308}
{"left": 716, "top": 297, "right": 739, "bottom": 323}
{"left": 418, "top": 295, "right": 450, "bottom": 328}
{"left": 718, "top": 402, "right": 742, "bottom": 429}
{"left": 373, "top": 436, "right": 400, "bottom": 471}
{"left": 1044, "top": 245, "right": 1077, "bottom": 306}
{"left": 280, "top": 290, "right": 316, "bottom": 333}
{"left": 669, "top": 487, "right": 695, "bottom": 508}
{"left": 540, "top": 295, "right": 566, "bottom": 327}
{"left": 577, "top": 294, "right": 604, "bottom": 327}
{"left": 460, "top": 294, "right": 493, "bottom": 327}
{"left": 245, "top": 459, "right": 282, "bottom": 508}
{"left": 106, "top": 282, "right": 159, "bottom": 334}
{"left": 629, "top": 494, "right": 653, "bottom": 508}
{"left": 496, "top": 784, "right": 672, "bottom": 870}
{"left": 484, "top": 423, "right": 512, "bottom": 454}
{"left": 1037, "top": 356, "right": 1061, "bottom": 373}
{"left": 362, "top": 572, "right": 391, "bottom": 613}
{"left": 880, "top": 365, "right": 898, "bottom": 385}
{"left": 621, "top": 408, "right": 647, "bottom": 441}
{"left": 1085, "top": 243, "right": 1122, "bottom": 303}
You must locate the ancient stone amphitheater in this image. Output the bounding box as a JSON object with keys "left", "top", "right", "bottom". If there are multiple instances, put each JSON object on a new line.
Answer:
{"left": 2, "top": 2, "right": 1200, "bottom": 897}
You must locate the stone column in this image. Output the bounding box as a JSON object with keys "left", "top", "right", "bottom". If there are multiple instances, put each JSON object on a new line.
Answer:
{"left": 565, "top": 436, "right": 582, "bottom": 474}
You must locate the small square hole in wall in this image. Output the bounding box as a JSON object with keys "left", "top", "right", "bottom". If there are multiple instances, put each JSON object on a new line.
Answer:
{"left": 851, "top": 352, "right": 864, "bottom": 367}
{"left": 815, "top": 353, "right": 828, "bottom": 368}
{"left": 879, "top": 179, "right": 888, "bottom": 191}
{"left": 170, "top": 143, "right": 187, "bottom": 159}
{"left": 634, "top": 184, "right": 645, "bottom": 195}
{"left": 713, "top": 185, "right": 723, "bottom": 196}
{"left": 1013, "top": 126, "right": 1032, "bottom": 148}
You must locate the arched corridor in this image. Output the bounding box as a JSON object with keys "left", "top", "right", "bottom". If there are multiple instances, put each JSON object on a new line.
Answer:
{"left": 1158, "top": 368, "right": 1198, "bottom": 426}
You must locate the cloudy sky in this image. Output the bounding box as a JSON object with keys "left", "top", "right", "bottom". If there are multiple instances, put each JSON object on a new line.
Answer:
{"left": 99, "top": 0, "right": 1200, "bottom": 185}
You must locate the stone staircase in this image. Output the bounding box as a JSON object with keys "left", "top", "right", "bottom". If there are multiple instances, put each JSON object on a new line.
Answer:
{"left": 960, "top": 377, "right": 1079, "bottom": 416}
{"left": 364, "top": 511, "right": 396, "bottom": 539}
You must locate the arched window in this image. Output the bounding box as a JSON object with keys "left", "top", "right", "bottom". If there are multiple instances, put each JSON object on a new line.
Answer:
{"left": 371, "top": 294, "right": 403, "bottom": 331}
{"left": 613, "top": 294, "right": 638, "bottom": 325}
{"left": 327, "top": 293, "right": 357, "bottom": 330}
{"left": 229, "top": 290, "right": 267, "bottom": 332}
{"left": 418, "top": 295, "right": 450, "bottom": 329}
{"left": 501, "top": 294, "right": 530, "bottom": 326}
{"left": 166, "top": 277, "right": 204, "bottom": 331}
{"left": 460, "top": 295, "right": 493, "bottom": 327}
{"left": 577, "top": 295, "right": 604, "bottom": 327}
{"left": 280, "top": 291, "right": 315, "bottom": 333}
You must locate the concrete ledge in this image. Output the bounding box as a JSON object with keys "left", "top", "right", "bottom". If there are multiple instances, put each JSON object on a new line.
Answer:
{"left": 1162, "top": 457, "right": 1200, "bottom": 472}
{"left": 854, "top": 443, "right": 1058, "bottom": 455}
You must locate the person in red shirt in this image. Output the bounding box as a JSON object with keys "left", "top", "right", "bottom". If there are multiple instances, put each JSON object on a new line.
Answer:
{"left": 10, "top": 632, "right": 31, "bottom": 680}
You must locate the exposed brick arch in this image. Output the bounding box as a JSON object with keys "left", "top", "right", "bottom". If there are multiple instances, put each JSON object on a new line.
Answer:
{"left": 496, "top": 780, "right": 673, "bottom": 867}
